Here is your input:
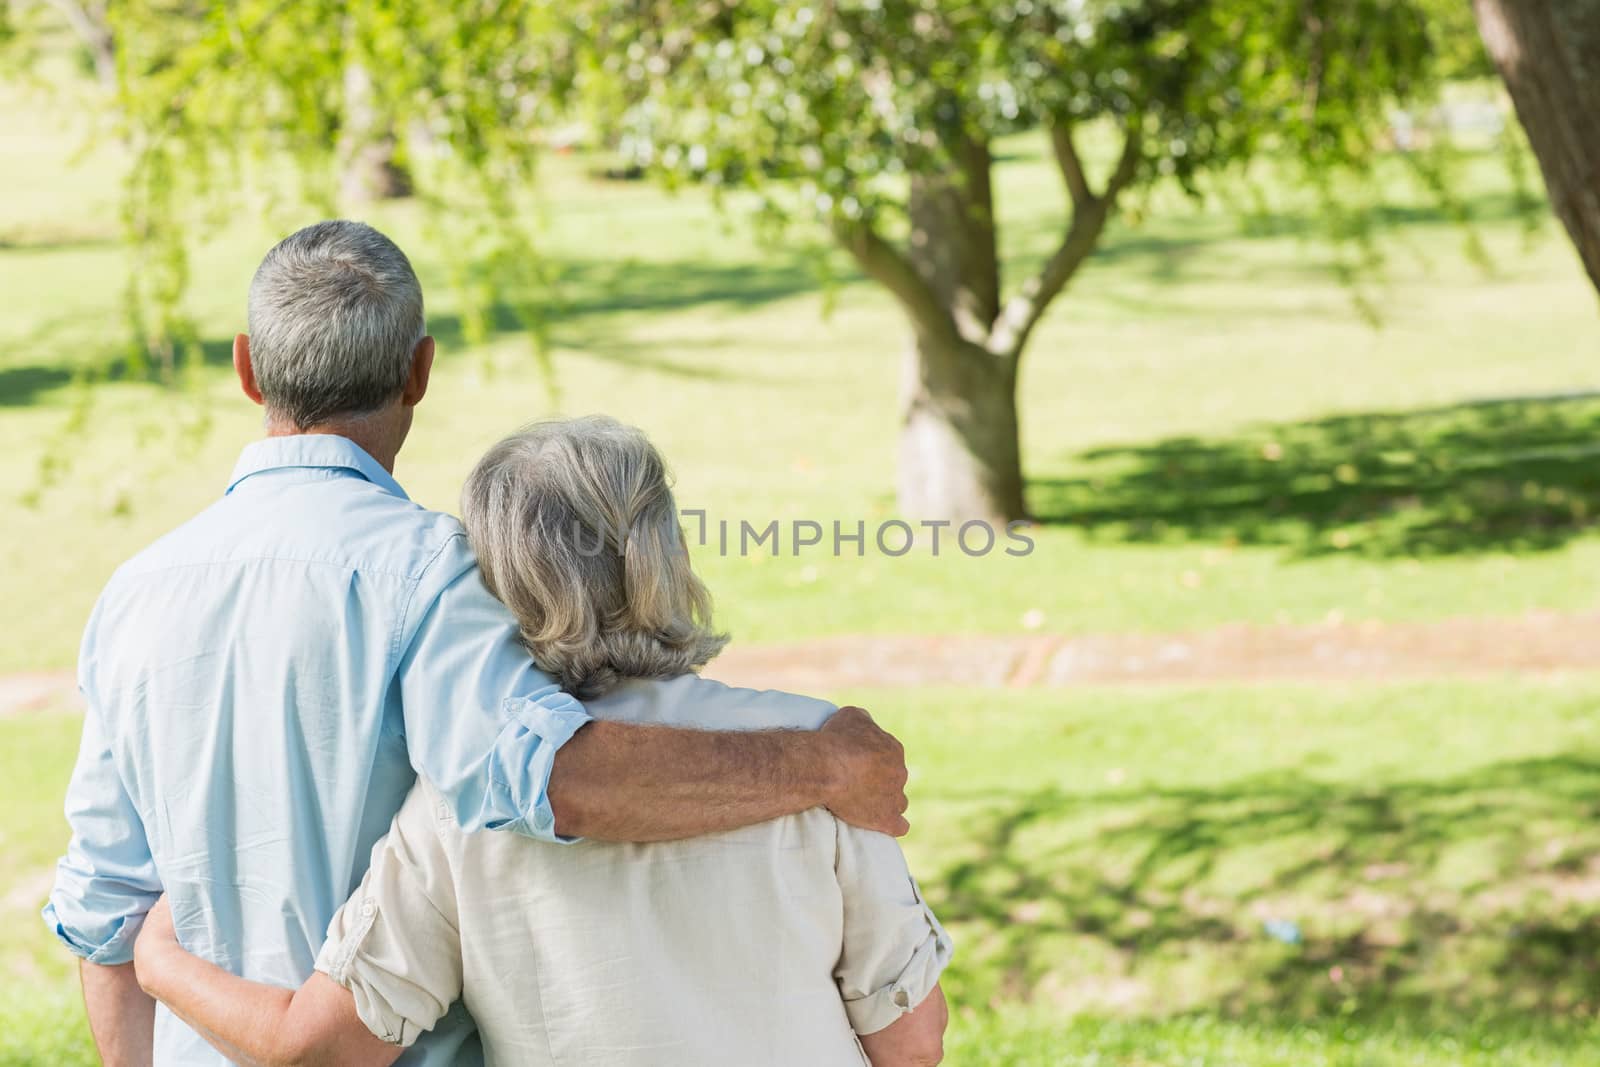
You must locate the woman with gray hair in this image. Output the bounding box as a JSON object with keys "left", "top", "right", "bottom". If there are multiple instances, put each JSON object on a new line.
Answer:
{"left": 133, "top": 415, "right": 953, "bottom": 1067}
{"left": 463, "top": 416, "right": 730, "bottom": 702}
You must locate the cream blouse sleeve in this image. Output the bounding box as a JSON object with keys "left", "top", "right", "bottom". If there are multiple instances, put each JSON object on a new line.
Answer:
{"left": 833, "top": 823, "right": 955, "bottom": 1035}
{"left": 314, "top": 782, "right": 464, "bottom": 1047}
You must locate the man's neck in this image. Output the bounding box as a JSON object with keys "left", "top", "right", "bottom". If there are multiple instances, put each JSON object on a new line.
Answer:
{"left": 265, "top": 417, "right": 404, "bottom": 473}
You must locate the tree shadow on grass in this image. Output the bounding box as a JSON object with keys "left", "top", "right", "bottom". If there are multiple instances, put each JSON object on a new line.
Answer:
{"left": 0, "top": 337, "right": 237, "bottom": 408}
{"left": 1007, "top": 184, "right": 1541, "bottom": 284}
{"left": 426, "top": 255, "right": 823, "bottom": 361}
{"left": 0, "top": 365, "right": 78, "bottom": 408}
{"left": 0, "top": 255, "right": 825, "bottom": 407}
{"left": 928, "top": 755, "right": 1600, "bottom": 1025}
{"left": 1030, "top": 394, "right": 1600, "bottom": 557}
{"left": 0, "top": 228, "right": 121, "bottom": 254}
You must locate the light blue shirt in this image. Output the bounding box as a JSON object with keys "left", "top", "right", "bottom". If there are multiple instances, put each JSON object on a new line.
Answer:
{"left": 44, "top": 435, "right": 592, "bottom": 1066}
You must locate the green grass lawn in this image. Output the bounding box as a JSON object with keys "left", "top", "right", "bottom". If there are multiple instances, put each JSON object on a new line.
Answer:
{"left": 6, "top": 678, "right": 1600, "bottom": 1064}
{"left": 3, "top": 79, "right": 1600, "bottom": 672}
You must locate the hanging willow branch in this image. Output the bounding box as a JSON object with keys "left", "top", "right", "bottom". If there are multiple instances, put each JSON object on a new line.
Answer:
{"left": 107, "top": 0, "right": 571, "bottom": 399}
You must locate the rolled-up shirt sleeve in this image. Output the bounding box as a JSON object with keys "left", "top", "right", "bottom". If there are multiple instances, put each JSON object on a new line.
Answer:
{"left": 833, "top": 824, "right": 955, "bottom": 1035}
{"left": 42, "top": 699, "right": 162, "bottom": 965}
{"left": 398, "top": 536, "right": 591, "bottom": 840}
{"left": 316, "top": 784, "right": 462, "bottom": 1047}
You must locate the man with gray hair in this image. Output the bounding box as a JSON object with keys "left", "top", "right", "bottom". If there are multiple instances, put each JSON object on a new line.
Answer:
{"left": 45, "top": 220, "right": 910, "bottom": 1066}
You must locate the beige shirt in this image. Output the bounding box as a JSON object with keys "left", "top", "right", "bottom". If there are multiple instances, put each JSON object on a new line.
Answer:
{"left": 315, "top": 675, "right": 953, "bottom": 1067}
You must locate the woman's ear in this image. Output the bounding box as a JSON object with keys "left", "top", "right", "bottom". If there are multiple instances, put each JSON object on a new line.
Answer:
{"left": 402, "top": 336, "right": 435, "bottom": 407}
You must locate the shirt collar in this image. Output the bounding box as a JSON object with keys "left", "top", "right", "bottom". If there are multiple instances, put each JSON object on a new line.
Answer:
{"left": 226, "top": 435, "right": 410, "bottom": 501}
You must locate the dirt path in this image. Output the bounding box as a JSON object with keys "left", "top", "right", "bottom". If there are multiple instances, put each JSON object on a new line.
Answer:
{"left": 704, "top": 611, "right": 1600, "bottom": 692}
{"left": 7, "top": 610, "right": 1600, "bottom": 716}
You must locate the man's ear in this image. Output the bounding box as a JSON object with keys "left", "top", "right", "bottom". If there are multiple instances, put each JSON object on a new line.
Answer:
{"left": 234, "top": 334, "right": 265, "bottom": 406}
{"left": 402, "top": 336, "right": 434, "bottom": 407}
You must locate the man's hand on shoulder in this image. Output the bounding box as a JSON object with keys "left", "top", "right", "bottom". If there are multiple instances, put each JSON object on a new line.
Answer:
{"left": 818, "top": 707, "right": 910, "bottom": 837}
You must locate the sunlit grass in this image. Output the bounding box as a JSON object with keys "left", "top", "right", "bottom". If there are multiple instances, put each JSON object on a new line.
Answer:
{"left": 3, "top": 139, "right": 1600, "bottom": 671}
{"left": 6, "top": 677, "right": 1600, "bottom": 1062}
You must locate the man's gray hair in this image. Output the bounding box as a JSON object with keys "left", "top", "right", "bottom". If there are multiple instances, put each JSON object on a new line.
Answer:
{"left": 462, "top": 416, "right": 728, "bottom": 699}
{"left": 248, "top": 220, "right": 425, "bottom": 429}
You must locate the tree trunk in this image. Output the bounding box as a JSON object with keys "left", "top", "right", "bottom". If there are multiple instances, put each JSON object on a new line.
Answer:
{"left": 41, "top": 0, "right": 116, "bottom": 88}
{"left": 898, "top": 331, "right": 1025, "bottom": 524}
{"left": 895, "top": 134, "right": 1025, "bottom": 523}
{"left": 1474, "top": 0, "right": 1600, "bottom": 297}
{"left": 341, "top": 138, "right": 415, "bottom": 203}
{"left": 340, "top": 62, "right": 414, "bottom": 204}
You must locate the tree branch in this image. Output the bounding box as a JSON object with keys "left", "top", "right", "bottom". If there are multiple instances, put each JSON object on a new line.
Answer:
{"left": 988, "top": 124, "right": 1143, "bottom": 358}
{"left": 1103, "top": 126, "right": 1143, "bottom": 199}
{"left": 832, "top": 217, "right": 962, "bottom": 347}
{"left": 1049, "top": 123, "right": 1092, "bottom": 210}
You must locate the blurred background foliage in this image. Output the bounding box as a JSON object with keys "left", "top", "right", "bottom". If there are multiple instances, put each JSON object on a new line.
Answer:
{"left": 0, "top": 0, "right": 1563, "bottom": 520}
